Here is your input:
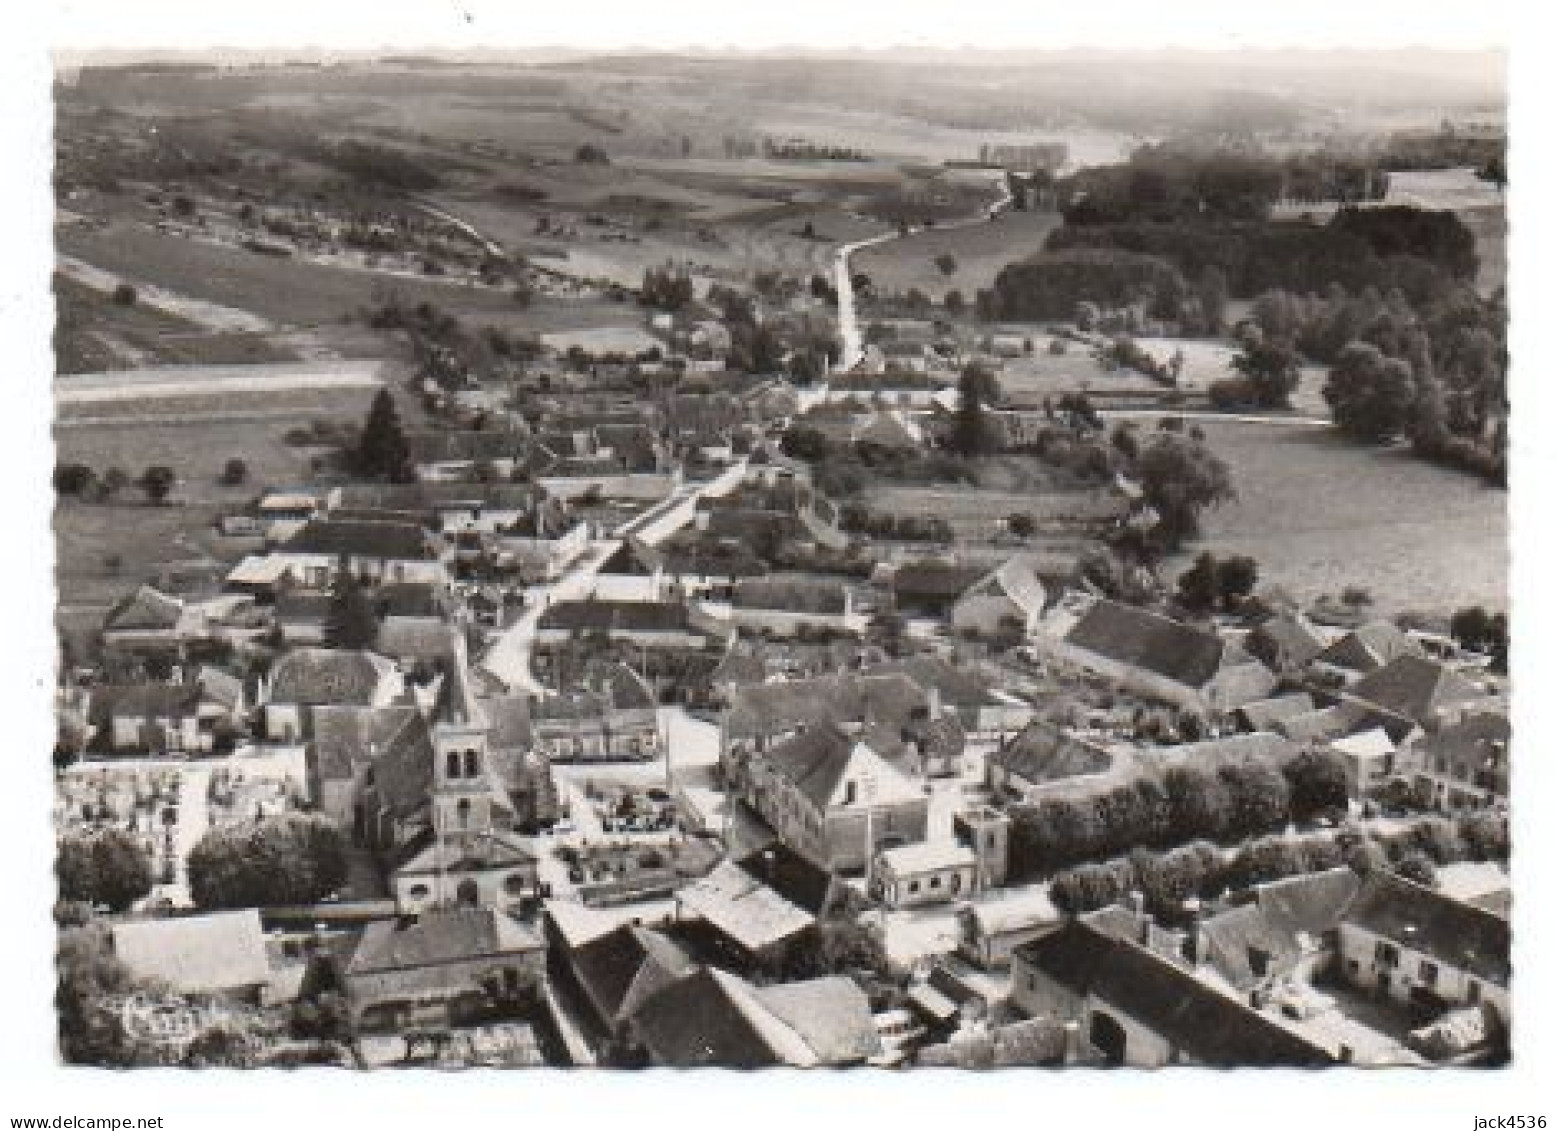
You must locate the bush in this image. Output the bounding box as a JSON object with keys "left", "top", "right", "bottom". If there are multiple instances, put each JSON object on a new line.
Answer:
{"left": 219, "top": 458, "right": 248, "bottom": 486}
{"left": 111, "top": 283, "right": 138, "bottom": 307}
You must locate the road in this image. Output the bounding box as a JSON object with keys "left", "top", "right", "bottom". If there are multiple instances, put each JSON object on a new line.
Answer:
{"left": 832, "top": 170, "right": 1013, "bottom": 372}
{"left": 477, "top": 461, "right": 748, "bottom": 693}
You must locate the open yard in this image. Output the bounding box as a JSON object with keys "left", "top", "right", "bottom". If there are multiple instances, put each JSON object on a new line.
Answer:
{"left": 1172, "top": 419, "right": 1507, "bottom": 616}
{"left": 854, "top": 209, "right": 1063, "bottom": 301}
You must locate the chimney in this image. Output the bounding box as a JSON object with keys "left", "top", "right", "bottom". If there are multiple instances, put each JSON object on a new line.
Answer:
{"left": 1184, "top": 898, "right": 1209, "bottom": 966}
{"left": 1062, "top": 1020, "right": 1083, "bottom": 1065}
{"left": 1128, "top": 889, "right": 1147, "bottom": 941}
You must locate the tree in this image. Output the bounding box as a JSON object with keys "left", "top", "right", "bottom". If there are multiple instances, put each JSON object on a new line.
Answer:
{"left": 56, "top": 829, "right": 154, "bottom": 912}
{"left": 355, "top": 388, "right": 412, "bottom": 482}
{"left": 950, "top": 362, "right": 1001, "bottom": 457}
{"left": 1176, "top": 552, "right": 1221, "bottom": 615}
{"left": 1217, "top": 761, "right": 1291, "bottom": 839}
{"left": 1217, "top": 554, "right": 1259, "bottom": 608}
{"left": 57, "top": 926, "right": 140, "bottom": 1066}
{"left": 220, "top": 458, "right": 248, "bottom": 486}
{"left": 1230, "top": 338, "right": 1301, "bottom": 409}
{"left": 1323, "top": 341, "right": 1415, "bottom": 443}
{"left": 1164, "top": 765, "right": 1231, "bottom": 842}
{"left": 186, "top": 813, "right": 348, "bottom": 910}
{"left": 1449, "top": 606, "right": 1494, "bottom": 653}
{"left": 1196, "top": 266, "right": 1229, "bottom": 334}
{"left": 101, "top": 467, "right": 129, "bottom": 498}
{"left": 1393, "top": 851, "right": 1437, "bottom": 887}
{"left": 1282, "top": 749, "right": 1351, "bottom": 822}
{"left": 1224, "top": 835, "right": 1308, "bottom": 889}
{"left": 934, "top": 253, "right": 958, "bottom": 277}
{"left": 1007, "top": 513, "right": 1037, "bottom": 539}
{"left": 111, "top": 283, "right": 138, "bottom": 307}
{"left": 54, "top": 463, "right": 97, "bottom": 497}
{"left": 944, "top": 289, "right": 966, "bottom": 317}
{"left": 137, "top": 465, "right": 175, "bottom": 505}
{"left": 324, "top": 557, "right": 379, "bottom": 651}
{"left": 1135, "top": 433, "right": 1235, "bottom": 552}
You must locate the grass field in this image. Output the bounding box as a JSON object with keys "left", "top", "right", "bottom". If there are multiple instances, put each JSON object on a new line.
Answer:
{"left": 1174, "top": 419, "right": 1507, "bottom": 616}
{"left": 854, "top": 210, "right": 1063, "bottom": 300}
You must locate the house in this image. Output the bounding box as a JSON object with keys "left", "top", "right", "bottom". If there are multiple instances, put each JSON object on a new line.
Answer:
{"left": 951, "top": 557, "right": 1047, "bottom": 640}
{"left": 405, "top": 429, "right": 531, "bottom": 482}
{"left": 732, "top": 842, "right": 857, "bottom": 920}
{"left": 1336, "top": 870, "right": 1510, "bottom": 1023}
{"left": 534, "top": 599, "right": 715, "bottom": 652}
{"left": 1245, "top": 613, "right": 1328, "bottom": 674}
{"left": 262, "top": 648, "right": 403, "bottom": 742}
{"left": 1328, "top": 727, "right": 1400, "bottom": 797}
{"left": 561, "top": 923, "right": 697, "bottom": 1051}
{"left": 916, "top": 1018, "right": 1070, "bottom": 1067}
{"left": 342, "top": 904, "right": 547, "bottom": 1033}
{"left": 87, "top": 683, "right": 212, "bottom": 754}
{"left": 728, "top": 720, "right": 930, "bottom": 873}
{"left": 1312, "top": 620, "right": 1423, "bottom": 680}
{"left": 625, "top": 966, "right": 880, "bottom": 1068}
{"left": 954, "top": 890, "right": 1062, "bottom": 970}
{"left": 1010, "top": 916, "right": 1335, "bottom": 1067}
{"left": 529, "top": 660, "right": 661, "bottom": 763}
{"left": 1036, "top": 598, "right": 1277, "bottom": 713}
{"left": 1191, "top": 868, "right": 1362, "bottom": 991}
{"left": 871, "top": 840, "right": 977, "bottom": 909}
{"left": 100, "top": 584, "right": 194, "bottom": 652}
{"left": 890, "top": 559, "right": 987, "bottom": 617}
{"left": 272, "top": 517, "right": 449, "bottom": 589}
{"left": 722, "top": 671, "right": 932, "bottom": 764}
{"left": 1399, "top": 712, "right": 1509, "bottom": 812}
{"left": 1346, "top": 654, "right": 1487, "bottom": 729}
{"left": 674, "top": 860, "right": 816, "bottom": 958}
{"left": 986, "top": 720, "right": 1113, "bottom": 802}
{"left": 307, "top": 704, "right": 426, "bottom": 829}
{"left": 110, "top": 909, "right": 272, "bottom": 1001}
{"left": 1233, "top": 693, "right": 1316, "bottom": 734}
{"left": 727, "top": 575, "right": 865, "bottom": 638}
{"left": 865, "top": 656, "right": 1034, "bottom": 740}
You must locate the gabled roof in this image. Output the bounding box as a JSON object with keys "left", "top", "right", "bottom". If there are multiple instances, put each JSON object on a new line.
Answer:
{"left": 991, "top": 721, "right": 1113, "bottom": 786}
{"left": 1349, "top": 655, "right": 1484, "bottom": 725}
{"left": 1315, "top": 620, "right": 1422, "bottom": 674}
{"left": 1246, "top": 614, "right": 1327, "bottom": 671}
{"left": 891, "top": 559, "right": 987, "bottom": 601}
{"left": 570, "top": 924, "right": 696, "bottom": 1029}
{"left": 102, "top": 584, "right": 184, "bottom": 633}
{"left": 726, "top": 672, "right": 928, "bottom": 741}
{"left": 761, "top": 722, "right": 873, "bottom": 810}
{"left": 89, "top": 682, "right": 204, "bottom": 723}
{"left": 733, "top": 575, "right": 849, "bottom": 616}
{"left": 274, "top": 589, "right": 332, "bottom": 623}
{"left": 1063, "top": 599, "right": 1227, "bottom": 690}
{"left": 864, "top": 656, "right": 999, "bottom": 710}
{"left": 376, "top": 619, "right": 458, "bottom": 664}
{"left": 958, "top": 557, "right": 1047, "bottom": 617}
{"left": 733, "top": 842, "right": 846, "bottom": 918}
{"left": 1253, "top": 866, "right": 1363, "bottom": 942}
{"left": 366, "top": 711, "right": 437, "bottom": 819}
{"left": 1197, "top": 902, "right": 1304, "bottom": 990}
{"left": 281, "top": 518, "right": 435, "bottom": 562}
{"left": 1017, "top": 920, "right": 1334, "bottom": 1066}
{"left": 629, "top": 967, "right": 817, "bottom": 1068}
{"left": 111, "top": 909, "right": 270, "bottom": 994}
{"left": 537, "top": 599, "right": 692, "bottom": 634}
{"left": 309, "top": 704, "right": 422, "bottom": 783}
{"left": 1235, "top": 693, "right": 1317, "bottom": 731}
{"left": 751, "top": 977, "right": 881, "bottom": 1064}
{"left": 676, "top": 860, "right": 815, "bottom": 954}
{"left": 395, "top": 830, "right": 534, "bottom": 877}
{"left": 1342, "top": 871, "right": 1510, "bottom": 986}
{"left": 268, "top": 648, "right": 396, "bottom": 707}
{"left": 347, "top": 906, "right": 542, "bottom": 975}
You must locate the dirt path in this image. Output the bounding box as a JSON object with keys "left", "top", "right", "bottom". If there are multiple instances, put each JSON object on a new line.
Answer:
{"left": 57, "top": 255, "right": 275, "bottom": 334}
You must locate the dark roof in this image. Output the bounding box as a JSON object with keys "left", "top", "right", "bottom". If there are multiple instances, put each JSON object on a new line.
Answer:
{"left": 1017, "top": 920, "right": 1335, "bottom": 1066}
{"left": 309, "top": 704, "right": 423, "bottom": 783}
{"left": 762, "top": 722, "right": 859, "bottom": 810}
{"left": 892, "top": 560, "right": 987, "bottom": 601}
{"left": 338, "top": 480, "right": 545, "bottom": 513}
{"left": 89, "top": 683, "right": 204, "bottom": 724}
{"left": 375, "top": 582, "right": 446, "bottom": 619}
{"left": 1064, "top": 599, "right": 1227, "bottom": 689}
{"left": 347, "top": 906, "right": 541, "bottom": 975}
{"left": 484, "top": 694, "right": 535, "bottom": 754}
{"left": 1253, "top": 866, "right": 1363, "bottom": 941}
{"left": 1316, "top": 621, "right": 1422, "bottom": 673}
{"left": 629, "top": 968, "right": 792, "bottom": 1068}
{"left": 733, "top": 575, "right": 848, "bottom": 616}
{"left": 570, "top": 925, "right": 696, "bottom": 1029}
{"left": 538, "top": 600, "right": 692, "bottom": 635}
{"left": 597, "top": 536, "right": 664, "bottom": 577}
{"left": 281, "top": 518, "right": 435, "bottom": 561}
{"left": 1342, "top": 871, "right": 1510, "bottom": 986}
{"left": 274, "top": 589, "right": 332, "bottom": 623}
{"left": 726, "top": 672, "right": 928, "bottom": 741}
{"left": 991, "top": 721, "right": 1112, "bottom": 786}
{"left": 1349, "top": 655, "right": 1483, "bottom": 725}
{"left": 865, "top": 656, "right": 999, "bottom": 710}
{"left": 532, "top": 660, "right": 657, "bottom": 721}
{"left": 734, "top": 842, "right": 844, "bottom": 918}
{"left": 1246, "top": 615, "right": 1327, "bottom": 671}
{"left": 405, "top": 429, "right": 529, "bottom": 465}
{"left": 102, "top": 584, "right": 183, "bottom": 632}
{"left": 267, "top": 648, "right": 394, "bottom": 706}
{"left": 364, "top": 710, "right": 437, "bottom": 819}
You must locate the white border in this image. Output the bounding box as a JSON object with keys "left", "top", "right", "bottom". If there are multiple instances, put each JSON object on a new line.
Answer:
{"left": 4, "top": 2, "right": 1547, "bottom": 1127}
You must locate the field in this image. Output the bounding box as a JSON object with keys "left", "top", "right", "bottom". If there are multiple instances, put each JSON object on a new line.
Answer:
{"left": 1174, "top": 419, "right": 1507, "bottom": 616}
{"left": 854, "top": 209, "right": 1063, "bottom": 300}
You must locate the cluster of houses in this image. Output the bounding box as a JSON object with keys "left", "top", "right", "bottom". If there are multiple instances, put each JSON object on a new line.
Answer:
{"left": 57, "top": 318, "right": 1509, "bottom": 1068}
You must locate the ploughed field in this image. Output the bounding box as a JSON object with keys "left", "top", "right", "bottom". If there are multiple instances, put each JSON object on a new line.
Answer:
{"left": 1175, "top": 419, "right": 1507, "bottom": 616}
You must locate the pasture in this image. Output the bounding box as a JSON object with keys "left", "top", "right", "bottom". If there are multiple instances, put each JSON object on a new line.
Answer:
{"left": 853, "top": 209, "right": 1063, "bottom": 300}
{"left": 1173, "top": 419, "right": 1507, "bottom": 616}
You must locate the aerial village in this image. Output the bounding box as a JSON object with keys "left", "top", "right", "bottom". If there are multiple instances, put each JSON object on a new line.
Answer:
{"left": 51, "top": 57, "right": 1511, "bottom": 1070}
